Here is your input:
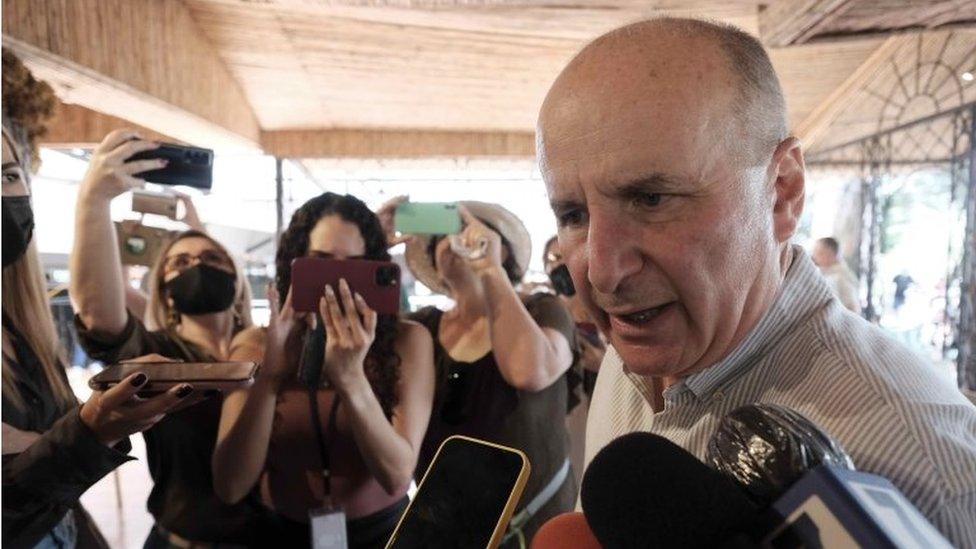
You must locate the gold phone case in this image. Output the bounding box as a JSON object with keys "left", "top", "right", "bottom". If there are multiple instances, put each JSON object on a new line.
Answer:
{"left": 385, "top": 435, "right": 530, "bottom": 549}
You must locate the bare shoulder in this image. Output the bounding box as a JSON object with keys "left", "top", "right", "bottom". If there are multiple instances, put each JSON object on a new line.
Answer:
{"left": 394, "top": 319, "right": 434, "bottom": 366}
{"left": 232, "top": 326, "right": 266, "bottom": 347}
{"left": 229, "top": 326, "right": 266, "bottom": 359}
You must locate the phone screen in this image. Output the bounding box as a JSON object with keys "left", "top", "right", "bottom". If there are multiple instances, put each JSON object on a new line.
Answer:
{"left": 387, "top": 436, "right": 528, "bottom": 549}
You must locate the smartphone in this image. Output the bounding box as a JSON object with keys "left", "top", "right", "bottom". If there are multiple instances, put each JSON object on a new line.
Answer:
{"left": 128, "top": 142, "right": 214, "bottom": 190}
{"left": 88, "top": 361, "right": 258, "bottom": 393}
{"left": 394, "top": 202, "right": 461, "bottom": 235}
{"left": 132, "top": 189, "right": 183, "bottom": 219}
{"left": 115, "top": 221, "right": 177, "bottom": 267}
{"left": 386, "top": 436, "right": 530, "bottom": 549}
{"left": 291, "top": 257, "right": 401, "bottom": 315}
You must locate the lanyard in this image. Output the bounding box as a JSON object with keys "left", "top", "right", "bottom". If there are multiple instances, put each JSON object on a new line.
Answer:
{"left": 308, "top": 386, "right": 341, "bottom": 502}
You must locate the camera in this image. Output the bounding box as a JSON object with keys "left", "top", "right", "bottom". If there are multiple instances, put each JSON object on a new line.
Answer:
{"left": 375, "top": 265, "right": 400, "bottom": 287}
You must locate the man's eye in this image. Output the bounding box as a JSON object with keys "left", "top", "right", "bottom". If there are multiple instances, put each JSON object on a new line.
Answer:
{"left": 632, "top": 193, "right": 663, "bottom": 208}
{"left": 557, "top": 209, "right": 587, "bottom": 228}
{"left": 2, "top": 172, "right": 20, "bottom": 184}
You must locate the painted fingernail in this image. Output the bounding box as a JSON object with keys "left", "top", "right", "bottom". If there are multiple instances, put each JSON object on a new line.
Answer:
{"left": 176, "top": 384, "right": 194, "bottom": 398}
{"left": 131, "top": 373, "right": 148, "bottom": 387}
{"left": 355, "top": 292, "right": 365, "bottom": 301}
{"left": 325, "top": 285, "right": 334, "bottom": 296}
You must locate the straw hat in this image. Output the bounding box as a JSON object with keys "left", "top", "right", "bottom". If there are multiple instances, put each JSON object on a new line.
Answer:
{"left": 404, "top": 201, "right": 532, "bottom": 296}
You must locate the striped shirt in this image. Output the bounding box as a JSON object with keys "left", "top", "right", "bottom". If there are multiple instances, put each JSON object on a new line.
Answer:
{"left": 584, "top": 245, "right": 976, "bottom": 547}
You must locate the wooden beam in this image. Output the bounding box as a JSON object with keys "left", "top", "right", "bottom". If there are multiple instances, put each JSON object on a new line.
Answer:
{"left": 40, "top": 102, "right": 180, "bottom": 149}
{"left": 2, "top": 0, "right": 260, "bottom": 151}
{"left": 262, "top": 129, "right": 536, "bottom": 158}
{"left": 759, "top": 0, "right": 854, "bottom": 47}
{"left": 796, "top": 35, "right": 914, "bottom": 152}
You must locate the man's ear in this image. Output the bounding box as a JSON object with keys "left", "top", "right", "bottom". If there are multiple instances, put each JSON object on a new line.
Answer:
{"left": 770, "top": 137, "right": 805, "bottom": 243}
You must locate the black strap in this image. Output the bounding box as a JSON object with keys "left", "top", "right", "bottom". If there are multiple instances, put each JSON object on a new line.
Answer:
{"left": 309, "top": 386, "right": 341, "bottom": 501}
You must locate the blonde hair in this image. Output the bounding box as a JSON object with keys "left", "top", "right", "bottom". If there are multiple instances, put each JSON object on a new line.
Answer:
{"left": 1, "top": 97, "right": 73, "bottom": 411}
{"left": 2, "top": 239, "right": 76, "bottom": 410}
{"left": 145, "top": 230, "right": 253, "bottom": 337}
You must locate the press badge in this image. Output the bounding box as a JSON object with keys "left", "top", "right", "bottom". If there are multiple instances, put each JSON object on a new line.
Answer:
{"left": 310, "top": 506, "right": 347, "bottom": 549}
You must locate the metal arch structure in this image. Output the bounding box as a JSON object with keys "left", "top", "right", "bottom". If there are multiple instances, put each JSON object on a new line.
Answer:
{"left": 807, "top": 31, "right": 976, "bottom": 392}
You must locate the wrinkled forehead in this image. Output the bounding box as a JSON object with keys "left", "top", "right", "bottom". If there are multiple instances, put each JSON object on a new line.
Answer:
{"left": 538, "top": 47, "right": 740, "bottom": 194}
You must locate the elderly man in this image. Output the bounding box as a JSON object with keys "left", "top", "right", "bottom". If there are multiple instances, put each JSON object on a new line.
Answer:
{"left": 537, "top": 17, "right": 976, "bottom": 545}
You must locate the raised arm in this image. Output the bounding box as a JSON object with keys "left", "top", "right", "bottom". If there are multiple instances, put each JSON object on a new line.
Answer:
{"left": 456, "top": 207, "right": 573, "bottom": 392}
{"left": 212, "top": 290, "right": 305, "bottom": 504}
{"left": 321, "top": 281, "right": 435, "bottom": 495}
{"left": 70, "top": 130, "right": 163, "bottom": 335}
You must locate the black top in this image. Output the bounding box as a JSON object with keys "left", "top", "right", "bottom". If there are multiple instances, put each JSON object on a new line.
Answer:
{"left": 75, "top": 313, "right": 273, "bottom": 545}
{"left": 2, "top": 316, "right": 130, "bottom": 549}
{"left": 409, "top": 293, "right": 578, "bottom": 543}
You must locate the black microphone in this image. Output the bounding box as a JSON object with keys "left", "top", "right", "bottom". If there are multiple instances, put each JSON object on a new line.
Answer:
{"left": 705, "top": 404, "right": 854, "bottom": 507}
{"left": 706, "top": 405, "right": 952, "bottom": 548}
{"left": 580, "top": 432, "right": 761, "bottom": 549}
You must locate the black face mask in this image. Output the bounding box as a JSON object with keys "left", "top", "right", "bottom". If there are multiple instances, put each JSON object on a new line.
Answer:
{"left": 2, "top": 196, "right": 34, "bottom": 268}
{"left": 548, "top": 263, "right": 576, "bottom": 297}
{"left": 165, "top": 264, "right": 237, "bottom": 316}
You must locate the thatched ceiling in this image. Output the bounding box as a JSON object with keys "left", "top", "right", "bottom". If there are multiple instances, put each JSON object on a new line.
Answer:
{"left": 3, "top": 0, "right": 974, "bottom": 159}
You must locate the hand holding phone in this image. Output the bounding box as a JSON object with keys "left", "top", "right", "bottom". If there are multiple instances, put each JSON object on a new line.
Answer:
{"left": 80, "top": 130, "right": 167, "bottom": 202}
{"left": 127, "top": 141, "right": 214, "bottom": 190}
{"left": 81, "top": 369, "right": 198, "bottom": 446}
{"left": 88, "top": 360, "right": 258, "bottom": 394}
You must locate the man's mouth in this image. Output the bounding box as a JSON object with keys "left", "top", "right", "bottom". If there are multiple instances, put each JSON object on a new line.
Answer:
{"left": 609, "top": 302, "right": 675, "bottom": 326}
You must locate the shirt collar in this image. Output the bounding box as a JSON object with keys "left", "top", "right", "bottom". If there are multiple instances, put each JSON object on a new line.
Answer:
{"left": 678, "top": 245, "right": 834, "bottom": 400}
{"left": 620, "top": 245, "right": 836, "bottom": 405}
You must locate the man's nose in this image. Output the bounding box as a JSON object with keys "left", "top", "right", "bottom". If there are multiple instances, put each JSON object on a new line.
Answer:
{"left": 586, "top": 211, "right": 643, "bottom": 294}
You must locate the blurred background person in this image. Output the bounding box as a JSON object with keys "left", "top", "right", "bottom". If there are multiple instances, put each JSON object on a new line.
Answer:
{"left": 2, "top": 50, "right": 193, "bottom": 549}
{"left": 405, "top": 203, "right": 576, "bottom": 546}
{"left": 542, "top": 236, "right": 604, "bottom": 490}
{"left": 892, "top": 270, "right": 916, "bottom": 312}
{"left": 811, "top": 237, "right": 860, "bottom": 313}
{"left": 213, "top": 192, "right": 434, "bottom": 548}
{"left": 69, "top": 130, "right": 267, "bottom": 548}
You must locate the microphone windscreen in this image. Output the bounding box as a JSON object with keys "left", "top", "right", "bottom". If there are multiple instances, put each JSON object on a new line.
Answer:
{"left": 581, "top": 432, "right": 758, "bottom": 549}
{"left": 530, "top": 512, "right": 602, "bottom": 549}
{"left": 705, "top": 404, "right": 854, "bottom": 506}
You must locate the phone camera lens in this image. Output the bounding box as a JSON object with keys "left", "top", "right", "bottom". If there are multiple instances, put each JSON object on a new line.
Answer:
{"left": 375, "top": 266, "right": 399, "bottom": 286}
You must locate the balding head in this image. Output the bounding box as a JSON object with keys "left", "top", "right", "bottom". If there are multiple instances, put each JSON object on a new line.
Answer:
{"left": 537, "top": 18, "right": 806, "bottom": 381}
{"left": 541, "top": 17, "right": 787, "bottom": 167}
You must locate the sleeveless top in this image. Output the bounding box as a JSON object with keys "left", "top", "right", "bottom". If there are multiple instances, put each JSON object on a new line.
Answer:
{"left": 409, "top": 293, "right": 578, "bottom": 543}
{"left": 260, "top": 382, "right": 408, "bottom": 523}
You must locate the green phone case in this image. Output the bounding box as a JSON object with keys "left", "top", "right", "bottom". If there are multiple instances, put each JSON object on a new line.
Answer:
{"left": 395, "top": 202, "right": 462, "bottom": 235}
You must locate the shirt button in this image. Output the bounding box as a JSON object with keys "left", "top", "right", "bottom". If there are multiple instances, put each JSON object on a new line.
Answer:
{"left": 713, "top": 390, "right": 725, "bottom": 402}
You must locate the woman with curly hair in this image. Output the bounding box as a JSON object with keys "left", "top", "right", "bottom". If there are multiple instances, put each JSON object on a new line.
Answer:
{"left": 213, "top": 192, "right": 434, "bottom": 548}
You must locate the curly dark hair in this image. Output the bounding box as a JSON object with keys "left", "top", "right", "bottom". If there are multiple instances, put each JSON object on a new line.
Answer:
{"left": 276, "top": 192, "right": 400, "bottom": 417}
{"left": 2, "top": 48, "right": 57, "bottom": 171}
{"left": 426, "top": 219, "right": 521, "bottom": 285}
